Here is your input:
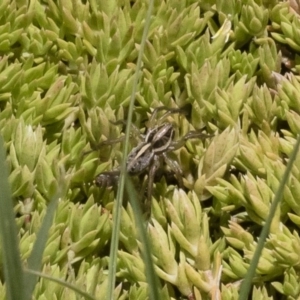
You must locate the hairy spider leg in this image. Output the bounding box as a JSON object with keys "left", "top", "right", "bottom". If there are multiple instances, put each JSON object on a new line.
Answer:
{"left": 146, "top": 154, "right": 161, "bottom": 204}
{"left": 162, "top": 153, "right": 184, "bottom": 188}
{"left": 147, "top": 106, "right": 188, "bottom": 128}
{"left": 145, "top": 151, "right": 184, "bottom": 204}
{"left": 84, "top": 119, "right": 145, "bottom": 156}
{"left": 110, "top": 119, "right": 142, "bottom": 141}
{"left": 166, "top": 131, "right": 213, "bottom": 152}
{"left": 82, "top": 135, "right": 126, "bottom": 156}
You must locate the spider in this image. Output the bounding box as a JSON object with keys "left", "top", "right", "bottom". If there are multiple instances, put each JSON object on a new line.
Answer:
{"left": 95, "top": 106, "right": 211, "bottom": 203}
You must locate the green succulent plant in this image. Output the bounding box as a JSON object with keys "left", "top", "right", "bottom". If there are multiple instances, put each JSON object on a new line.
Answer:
{"left": 2, "top": 0, "right": 300, "bottom": 300}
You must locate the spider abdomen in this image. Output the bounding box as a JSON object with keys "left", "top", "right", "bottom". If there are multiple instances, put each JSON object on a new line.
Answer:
{"left": 126, "top": 142, "right": 154, "bottom": 175}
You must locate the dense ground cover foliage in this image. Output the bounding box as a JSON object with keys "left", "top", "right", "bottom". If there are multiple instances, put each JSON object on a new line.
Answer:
{"left": 1, "top": 0, "right": 300, "bottom": 299}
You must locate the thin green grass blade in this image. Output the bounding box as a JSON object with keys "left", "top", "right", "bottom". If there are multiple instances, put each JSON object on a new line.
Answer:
{"left": 125, "top": 177, "right": 161, "bottom": 300}
{"left": 24, "top": 269, "right": 97, "bottom": 300}
{"left": 0, "top": 136, "right": 24, "bottom": 300}
{"left": 239, "top": 134, "right": 300, "bottom": 299}
{"left": 24, "top": 192, "right": 60, "bottom": 300}
{"left": 106, "top": 0, "right": 154, "bottom": 299}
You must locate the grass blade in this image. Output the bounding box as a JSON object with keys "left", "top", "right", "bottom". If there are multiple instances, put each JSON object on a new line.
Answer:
{"left": 239, "top": 134, "right": 300, "bottom": 299}
{"left": 125, "top": 178, "right": 161, "bottom": 300}
{"left": 106, "top": 0, "right": 154, "bottom": 299}
{"left": 24, "top": 192, "right": 60, "bottom": 300}
{"left": 25, "top": 269, "right": 97, "bottom": 300}
{"left": 0, "top": 136, "right": 24, "bottom": 300}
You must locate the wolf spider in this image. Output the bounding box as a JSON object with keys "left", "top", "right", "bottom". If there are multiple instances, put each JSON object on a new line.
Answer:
{"left": 95, "top": 106, "right": 211, "bottom": 203}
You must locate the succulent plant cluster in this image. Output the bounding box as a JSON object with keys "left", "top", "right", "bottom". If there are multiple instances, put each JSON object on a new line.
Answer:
{"left": 1, "top": 0, "right": 300, "bottom": 299}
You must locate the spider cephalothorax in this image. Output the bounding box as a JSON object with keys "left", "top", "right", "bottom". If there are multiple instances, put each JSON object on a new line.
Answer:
{"left": 126, "top": 123, "right": 174, "bottom": 175}
{"left": 95, "top": 106, "right": 211, "bottom": 202}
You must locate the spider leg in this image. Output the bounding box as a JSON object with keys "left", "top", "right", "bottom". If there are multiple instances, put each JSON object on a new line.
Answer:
{"left": 95, "top": 170, "right": 120, "bottom": 187}
{"left": 182, "top": 131, "right": 213, "bottom": 141}
{"left": 110, "top": 120, "right": 142, "bottom": 140}
{"left": 83, "top": 136, "right": 126, "bottom": 155}
{"left": 146, "top": 155, "right": 161, "bottom": 207}
{"left": 148, "top": 106, "right": 188, "bottom": 128}
{"left": 84, "top": 119, "right": 146, "bottom": 156}
{"left": 167, "top": 131, "right": 213, "bottom": 152}
{"left": 163, "top": 153, "right": 184, "bottom": 188}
